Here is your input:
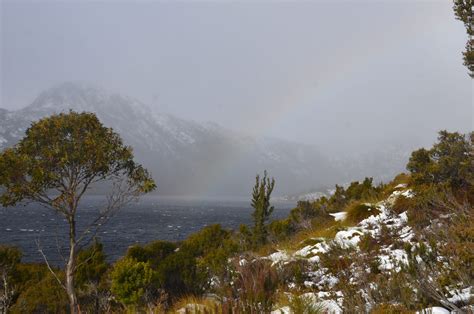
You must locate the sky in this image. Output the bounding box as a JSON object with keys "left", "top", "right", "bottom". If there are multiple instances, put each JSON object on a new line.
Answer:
{"left": 1, "top": 0, "right": 473, "bottom": 152}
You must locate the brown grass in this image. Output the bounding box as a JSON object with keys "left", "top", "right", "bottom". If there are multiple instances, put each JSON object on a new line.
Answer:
{"left": 370, "top": 303, "right": 414, "bottom": 314}
{"left": 345, "top": 201, "right": 380, "bottom": 224}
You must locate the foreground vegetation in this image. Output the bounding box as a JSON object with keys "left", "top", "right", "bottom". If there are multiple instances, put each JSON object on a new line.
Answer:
{"left": 1, "top": 129, "right": 472, "bottom": 313}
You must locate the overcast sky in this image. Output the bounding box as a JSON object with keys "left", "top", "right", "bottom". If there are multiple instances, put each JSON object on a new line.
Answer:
{"left": 1, "top": 0, "right": 472, "bottom": 152}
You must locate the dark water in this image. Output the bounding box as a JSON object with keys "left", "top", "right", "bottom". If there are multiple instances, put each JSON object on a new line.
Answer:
{"left": 0, "top": 196, "right": 294, "bottom": 265}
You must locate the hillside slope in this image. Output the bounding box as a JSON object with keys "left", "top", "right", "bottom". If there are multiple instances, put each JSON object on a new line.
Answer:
{"left": 0, "top": 82, "right": 338, "bottom": 196}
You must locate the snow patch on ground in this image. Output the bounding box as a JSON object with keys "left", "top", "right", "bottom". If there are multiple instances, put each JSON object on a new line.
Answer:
{"left": 271, "top": 292, "right": 343, "bottom": 314}
{"left": 176, "top": 304, "right": 209, "bottom": 314}
{"left": 295, "top": 241, "right": 330, "bottom": 258}
{"left": 334, "top": 228, "right": 363, "bottom": 248}
{"left": 266, "top": 250, "right": 294, "bottom": 266}
{"left": 378, "top": 248, "right": 409, "bottom": 271}
{"left": 271, "top": 306, "right": 291, "bottom": 314}
{"left": 330, "top": 211, "right": 347, "bottom": 221}
{"left": 416, "top": 307, "right": 450, "bottom": 314}
{"left": 447, "top": 286, "right": 473, "bottom": 304}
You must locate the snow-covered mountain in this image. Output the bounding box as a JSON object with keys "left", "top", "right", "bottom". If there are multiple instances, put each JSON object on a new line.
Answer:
{"left": 0, "top": 82, "right": 340, "bottom": 196}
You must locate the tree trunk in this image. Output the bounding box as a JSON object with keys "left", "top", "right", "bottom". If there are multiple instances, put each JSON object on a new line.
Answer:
{"left": 66, "top": 218, "right": 78, "bottom": 314}
{"left": 1, "top": 272, "right": 9, "bottom": 314}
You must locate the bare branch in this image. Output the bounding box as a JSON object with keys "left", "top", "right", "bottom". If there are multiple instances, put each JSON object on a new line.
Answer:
{"left": 36, "top": 239, "right": 66, "bottom": 291}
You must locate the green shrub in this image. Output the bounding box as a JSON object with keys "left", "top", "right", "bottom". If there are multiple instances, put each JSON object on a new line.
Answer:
{"left": 110, "top": 257, "right": 154, "bottom": 306}
{"left": 154, "top": 224, "right": 238, "bottom": 296}
{"left": 407, "top": 130, "right": 473, "bottom": 189}
{"left": 11, "top": 271, "right": 68, "bottom": 313}
{"left": 126, "top": 240, "right": 177, "bottom": 268}
{"left": 345, "top": 177, "right": 383, "bottom": 202}
{"left": 182, "top": 224, "right": 238, "bottom": 283}
{"left": 181, "top": 224, "right": 232, "bottom": 256}
{"left": 156, "top": 249, "right": 202, "bottom": 296}
{"left": 269, "top": 218, "right": 294, "bottom": 242}
{"left": 75, "top": 240, "right": 108, "bottom": 289}
{"left": 402, "top": 186, "right": 449, "bottom": 229}
{"left": 75, "top": 240, "right": 109, "bottom": 313}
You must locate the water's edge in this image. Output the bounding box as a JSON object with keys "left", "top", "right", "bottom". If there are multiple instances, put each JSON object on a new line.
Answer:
{"left": 0, "top": 196, "right": 295, "bottom": 265}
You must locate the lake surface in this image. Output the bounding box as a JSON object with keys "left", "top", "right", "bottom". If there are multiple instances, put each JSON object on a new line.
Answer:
{"left": 0, "top": 196, "right": 295, "bottom": 265}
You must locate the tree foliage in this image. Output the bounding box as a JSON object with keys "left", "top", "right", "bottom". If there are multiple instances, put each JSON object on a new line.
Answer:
{"left": 250, "top": 171, "right": 275, "bottom": 247}
{"left": 110, "top": 258, "right": 154, "bottom": 307}
{"left": 126, "top": 240, "right": 177, "bottom": 268}
{"left": 75, "top": 240, "right": 108, "bottom": 289}
{"left": 407, "top": 130, "right": 473, "bottom": 189}
{"left": 453, "top": 0, "right": 473, "bottom": 77}
{"left": 0, "top": 111, "right": 155, "bottom": 208}
{"left": 0, "top": 111, "right": 156, "bottom": 313}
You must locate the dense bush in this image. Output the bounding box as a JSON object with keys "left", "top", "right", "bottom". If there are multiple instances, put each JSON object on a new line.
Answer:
{"left": 345, "top": 177, "right": 383, "bottom": 202}
{"left": 126, "top": 240, "right": 177, "bottom": 268}
{"left": 75, "top": 240, "right": 108, "bottom": 289}
{"left": 110, "top": 257, "right": 154, "bottom": 307}
{"left": 10, "top": 268, "right": 68, "bottom": 313}
{"left": 167, "top": 225, "right": 238, "bottom": 294}
{"left": 405, "top": 193, "right": 474, "bottom": 311}
{"left": 74, "top": 240, "right": 110, "bottom": 312}
{"left": 0, "top": 245, "right": 22, "bottom": 312}
{"left": 407, "top": 130, "right": 473, "bottom": 189}
{"left": 274, "top": 177, "right": 383, "bottom": 239}
{"left": 121, "top": 224, "right": 239, "bottom": 300}
{"left": 155, "top": 249, "right": 201, "bottom": 297}
{"left": 268, "top": 218, "right": 295, "bottom": 242}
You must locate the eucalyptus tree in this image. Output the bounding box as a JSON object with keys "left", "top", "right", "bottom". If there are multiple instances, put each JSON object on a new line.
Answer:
{"left": 453, "top": 0, "right": 473, "bottom": 77}
{"left": 0, "top": 111, "right": 156, "bottom": 313}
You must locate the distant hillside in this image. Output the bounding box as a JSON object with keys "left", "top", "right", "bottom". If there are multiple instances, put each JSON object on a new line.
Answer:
{"left": 0, "top": 82, "right": 341, "bottom": 196}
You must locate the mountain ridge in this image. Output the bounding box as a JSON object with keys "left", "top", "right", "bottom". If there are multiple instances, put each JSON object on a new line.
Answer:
{"left": 0, "top": 82, "right": 340, "bottom": 196}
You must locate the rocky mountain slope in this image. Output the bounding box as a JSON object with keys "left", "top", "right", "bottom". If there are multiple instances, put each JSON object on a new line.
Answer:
{"left": 0, "top": 82, "right": 339, "bottom": 196}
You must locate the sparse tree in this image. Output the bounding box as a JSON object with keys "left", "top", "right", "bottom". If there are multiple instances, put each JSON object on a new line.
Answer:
{"left": 0, "top": 111, "right": 156, "bottom": 313}
{"left": 251, "top": 171, "right": 275, "bottom": 247}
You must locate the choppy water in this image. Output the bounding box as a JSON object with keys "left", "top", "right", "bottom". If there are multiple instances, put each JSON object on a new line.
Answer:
{"left": 0, "top": 196, "right": 294, "bottom": 265}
